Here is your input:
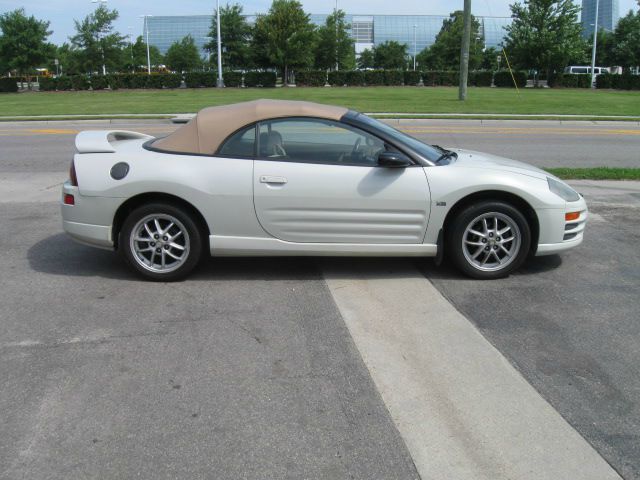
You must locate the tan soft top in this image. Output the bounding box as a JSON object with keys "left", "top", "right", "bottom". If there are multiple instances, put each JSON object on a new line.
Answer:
{"left": 152, "top": 99, "right": 349, "bottom": 155}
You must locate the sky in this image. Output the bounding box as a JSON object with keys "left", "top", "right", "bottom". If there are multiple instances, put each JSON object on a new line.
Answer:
{"left": 1, "top": 0, "right": 638, "bottom": 46}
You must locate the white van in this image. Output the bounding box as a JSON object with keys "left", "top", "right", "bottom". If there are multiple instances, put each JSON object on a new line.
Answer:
{"left": 564, "top": 66, "right": 610, "bottom": 75}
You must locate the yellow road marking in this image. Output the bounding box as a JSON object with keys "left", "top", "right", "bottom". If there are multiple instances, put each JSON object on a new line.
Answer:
{"left": 0, "top": 125, "right": 638, "bottom": 137}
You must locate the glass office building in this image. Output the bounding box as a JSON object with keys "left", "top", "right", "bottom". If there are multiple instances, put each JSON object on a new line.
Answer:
{"left": 581, "top": 0, "right": 620, "bottom": 37}
{"left": 145, "top": 16, "right": 213, "bottom": 55}
{"left": 145, "top": 13, "right": 512, "bottom": 57}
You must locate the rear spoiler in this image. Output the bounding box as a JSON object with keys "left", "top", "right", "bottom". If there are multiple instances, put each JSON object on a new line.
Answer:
{"left": 75, "top": 130, "right": 154, "bottom": 154}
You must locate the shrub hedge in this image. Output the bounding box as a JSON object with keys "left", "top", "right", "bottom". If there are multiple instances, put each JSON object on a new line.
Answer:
{"left": 296, "top": 70, "right": 327, "bottom": 87}
{"left": 470, "top": 70, "right": 493, "bottom": 87}
{"left": 38, "top": 77, "right": 56, "bottom": 91}
{"left": 327, "top": 70, "right": 345, "bottom": 86}
{"left": 0, "top": 77, "right": 18, "bottom": 92}
{"left": 403, "top": 70, "right": 421, "bottom": 86}
{"left": 596, "top": 73, "right": 640, "bottom": 90}
{"left": 223, "top": 71, "right": 242, "bottom": 87}
{"left": 244, "top": 71, "right": 276, "bottom": 87}
{"left": 363, "top": 70, "right": 384, "bottom": 86}
{"left": 384, "top": 70, "right": 404, "bottom": 86}
{"left": 493, "top": 70, "right": 527, "bottom": 88}
{"left": 344, "top": 70, "right": 364, "bottom": 86}
{"left": 28, "top": 69, "right": 640, "bottom": 92}
{"left": 422, "top": 71, "right": 459, "bottom": 86}
{"left": 548, "top": 73, "right": 591, "bottom": 88}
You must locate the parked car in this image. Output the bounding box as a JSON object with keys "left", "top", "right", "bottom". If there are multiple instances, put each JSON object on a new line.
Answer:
{"left": 61, "top": 100, "right": 587, "bottom": 281}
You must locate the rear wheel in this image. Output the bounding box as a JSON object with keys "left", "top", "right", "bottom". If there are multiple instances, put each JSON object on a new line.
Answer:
{"left": 447, "top": 201, "right": 531, "bottom": 279}
{"left": 120, "top": 203, "right": 202, "bottom": 281}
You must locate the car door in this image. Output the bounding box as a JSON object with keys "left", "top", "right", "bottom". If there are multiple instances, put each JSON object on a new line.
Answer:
{"left": 253, "top": 117, "right": 431, "bottom": 244}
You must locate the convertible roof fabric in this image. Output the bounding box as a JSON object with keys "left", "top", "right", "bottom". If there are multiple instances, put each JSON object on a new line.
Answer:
{"left": 152, "top": 99, "right": 349, "bottom": 155}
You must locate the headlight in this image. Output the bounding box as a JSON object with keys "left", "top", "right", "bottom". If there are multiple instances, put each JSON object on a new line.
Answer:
{"left": 547, "top": 177, "right": 580, "bottom": 202}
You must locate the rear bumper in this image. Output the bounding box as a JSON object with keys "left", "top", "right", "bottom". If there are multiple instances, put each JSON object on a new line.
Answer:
{"left": 62, "top": 220, "right": 113, "bottom": 250}
{"left": 61, "top": 181, "right": 117, "bottom": 250}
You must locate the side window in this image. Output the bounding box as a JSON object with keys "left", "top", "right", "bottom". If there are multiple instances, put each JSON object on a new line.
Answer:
{"left": 257, "top": 118, "right": 387, "bottom": 166}
{"left": 218, "top": 124, "right": 256, "bottom": 157}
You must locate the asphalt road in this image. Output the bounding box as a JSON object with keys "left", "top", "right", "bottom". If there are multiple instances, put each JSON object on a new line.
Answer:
{"left": 1, "top": 120, "right": 639, "bottom": 479}
{"left": 0, "top": 118, "right": 639, "bottom": 170}
{"left": 0, "top": 208, "right": 419, "bottom": 479}
{"left": 422, "top": 181, "right": 640, "bottom": 479}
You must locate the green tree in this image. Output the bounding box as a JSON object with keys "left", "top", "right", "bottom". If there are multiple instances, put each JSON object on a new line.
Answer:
{"left": 165, "top": 35, "right": 202, "bottom": 72}
{"left": 421, "top": 11, "right": 483, "bottom": 70}
{"left": 357, "top": 48, "right": 374, "bottom": 69}
{"left": 51, "top": 43, "right": 84, "bottom": 75}
{"left": 373, "top": 41, "right": 408, "bottom": 69}
{"left": 480, "top": 47, "right": 500, "bottom": 70}
{"left": 585, "top": 28, "right": 615, "bottom": 67}
{"left": 0, "top": 9, "right": 53, "bottom": 77}
{"left": 504, "top": 0, "right": 586, "bottom": 81}
{"left": 251, "top": 0, "right": 316, "bottom": 83}
{"left": 127, "top": 36, "right": 163, "bottom": 72}
{"left": 70, "top": 5, "right": 127, "bottom": 74}
{"left": 206, "top": 3, "right": 252, "bottom": 70}
{"left": 314, "top": 10, "right": 355, "bottom": 70}
{"left": 611, "top": 10, "right": 640, "bottom": 70}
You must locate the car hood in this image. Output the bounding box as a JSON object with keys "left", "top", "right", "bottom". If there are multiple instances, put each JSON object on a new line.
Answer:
{"left": 448, "top": 148, "right": 549, "bottom": 180}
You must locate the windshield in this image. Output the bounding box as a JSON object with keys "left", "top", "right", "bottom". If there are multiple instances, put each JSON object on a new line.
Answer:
{"left": 352, "top": 114, "right": 443, "bottom": 163}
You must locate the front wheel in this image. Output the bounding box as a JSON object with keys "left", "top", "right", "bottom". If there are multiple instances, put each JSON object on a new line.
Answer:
{"left": 120, "top": 203, "right": 203, "bottom": 281}
{"left": 447, "top": 201, "right": 531, "bottom": 279}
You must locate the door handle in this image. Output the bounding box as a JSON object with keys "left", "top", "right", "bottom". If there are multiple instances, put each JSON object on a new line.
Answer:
{"left": 260, "top": 175, "right": 287, "bottom": 184}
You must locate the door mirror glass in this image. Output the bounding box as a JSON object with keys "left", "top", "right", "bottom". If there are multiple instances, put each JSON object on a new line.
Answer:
{"left": 377, "top": 151, "right": 412, "bottom": 168}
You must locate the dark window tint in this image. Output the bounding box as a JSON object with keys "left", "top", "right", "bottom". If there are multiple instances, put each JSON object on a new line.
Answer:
{"left": 258, "top": 118, "right": 387, "bottom": 166}
{"left": 218, "top": 124, "right": 256, "bottom": 157}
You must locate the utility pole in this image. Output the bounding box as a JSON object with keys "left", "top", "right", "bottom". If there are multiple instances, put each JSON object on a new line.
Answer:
{"left": 140, "top": 15, "right": 153, "bottom": 75}
{"left": 335, "top": 0, "right": 339, "bottom": 71}
{"left": 413, "top": 24, "right": 417, "bottom": 71}
{"left": 91, "top": 0, "right": 108, "bottom": 75}
{"left": 459, "top": 0, "right": 472, "bottom": 101}
{"left": 590, "top": 0, "right": 600, "bottom": 88}
{"left": 216, "top": 0, "right": 225, "bottom": 87}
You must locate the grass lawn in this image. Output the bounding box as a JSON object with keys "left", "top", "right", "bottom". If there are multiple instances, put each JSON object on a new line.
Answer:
{"left": 0, "top": 86, "right": 639, "bottom": 117}
{"left": 545, "top": 167, "right": 640, "bottom": 180}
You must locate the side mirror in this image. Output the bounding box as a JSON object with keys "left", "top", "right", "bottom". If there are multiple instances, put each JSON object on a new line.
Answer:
{"left": 377, "top": 151, "right": 412, "bottom": 168}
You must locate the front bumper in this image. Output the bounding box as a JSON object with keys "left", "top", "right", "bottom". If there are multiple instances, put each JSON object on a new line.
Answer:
{"left": 535, "top": 197, "right": 588, "bottom": 256}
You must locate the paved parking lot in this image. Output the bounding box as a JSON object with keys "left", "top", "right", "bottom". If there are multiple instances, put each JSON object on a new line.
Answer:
{"left": 423, "top": 181, "right": 640, "bottom": 479}
{"left": 1, "top": 120, "right": 638, "bottom": 479}
{"left": 1, "top": 202, "right": 419, "bottom": 479}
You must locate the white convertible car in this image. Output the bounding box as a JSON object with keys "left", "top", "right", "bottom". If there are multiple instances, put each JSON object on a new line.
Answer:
{"left": 61, "top": 99, "right": 587, "bottom": 281}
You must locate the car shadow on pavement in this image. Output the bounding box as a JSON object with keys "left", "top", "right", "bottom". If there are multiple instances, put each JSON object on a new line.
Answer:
{"left": 420, "top": 254, "right": 563, "bottom": 281}
{"left": 28, "top": 233, "right": 563, "bottom": 283}
{"left": 28, "top": 233, "right": 323, "bottom": 282}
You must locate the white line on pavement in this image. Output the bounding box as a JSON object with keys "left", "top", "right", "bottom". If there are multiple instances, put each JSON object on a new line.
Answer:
{"left": 323, "top": 259, "right": 621, "bottom": 480}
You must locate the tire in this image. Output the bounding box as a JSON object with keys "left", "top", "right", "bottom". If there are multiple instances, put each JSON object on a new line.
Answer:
{"left": 447, "top": 201, "right": 531, "bottom": 279}
{"left": 119, "top": 203, "right": 203, "bottom": 281}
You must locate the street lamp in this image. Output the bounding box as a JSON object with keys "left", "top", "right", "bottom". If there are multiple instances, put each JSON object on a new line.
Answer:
{"left": 91, "top": 0, "right": 108, "bottom": 75}
{"left": 203, "top": 36, "right": 213, "bottom": 71}
{"left": 140, "top": 15, "right": 153, "bottom": 75}
{"left": 590, "top": 0, "right": 600, "bottom": 88}
{"left": 413, "top": 24, "right": 417, "bottom": 71}
{"left": 215, "top": 0, "right": 224, "bottom": 87}
{"left": 335, "top": 0, "right": 339, "bottom": 71}
{"left": 128, "top": 26, "right": 134, "bottom": 73}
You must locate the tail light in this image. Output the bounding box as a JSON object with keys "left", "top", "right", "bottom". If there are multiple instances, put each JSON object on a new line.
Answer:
{"left": 69, "top": 159, "right": 78, "bottom": 186}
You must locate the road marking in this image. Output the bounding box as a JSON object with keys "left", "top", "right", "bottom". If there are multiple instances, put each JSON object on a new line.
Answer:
{"left": 323, "top": 259, "right": 621, "bottom": 480}
{"left": 399, "top": 127, "right": 640, "bottom": 136}
{"left": 0, "top": 126, "right": 638, "bottom": 137}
